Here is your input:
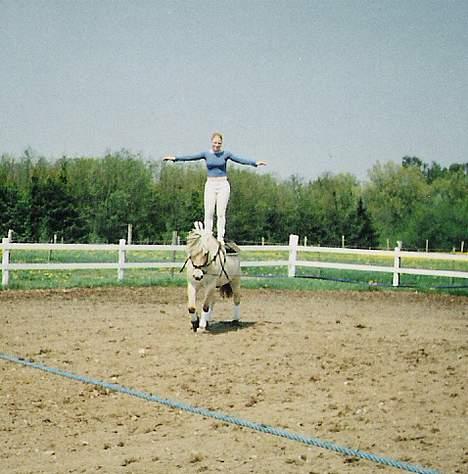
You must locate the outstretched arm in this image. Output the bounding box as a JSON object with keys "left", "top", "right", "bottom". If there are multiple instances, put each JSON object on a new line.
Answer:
{"left": 175, "top": 152, "right": 205, "bottom": 162}
{"left": 162, "top": 152, "right": 206, "bottom": 162}
{"left": 229, "top": 153, "right": 267, "bottom": 167}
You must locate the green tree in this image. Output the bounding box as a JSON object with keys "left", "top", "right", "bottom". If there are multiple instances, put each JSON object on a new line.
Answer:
{"left": 27, "top": 165, "right": 86, "bottom": 242}
{"left": 263, "top": 178, "right": 298, "bottom": 243}
{"left": 0, "top": 182, "right": 30, "bottom": 238}
{"left": 228, "top": 169, "right": 282, "bottom": 243}
{"left": 347, "top": 197, "right": 378, "bottom": 248}
{"left": 405, "top": 169, "right": 468, "bottom": 250}
{"left": 298, "top": 173, "right": 361, "bottom": 246}
{"left": 363, "top": 162, "right": 430, "bottom": 248}
{"left": 66, "top": 152, "right": 156, "bottom": 242}
{"left": 1, "top": 150, "right": 465, "bottom": 250}
{"left": 155, "top": 162, "right": 205, "bottom": 241}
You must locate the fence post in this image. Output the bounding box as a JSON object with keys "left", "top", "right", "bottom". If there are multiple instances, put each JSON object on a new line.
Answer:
{"left": 392, "top": 244, "right": 402, "bottom": 287}
{"left": 48, "top": 234, "right": 57, "bottom": 263}
{"left": 2, "top": 237, "right": 10, "bottom": 288}
{"left": 118, "top": 239, "right": 126, "bottom": 282}
{"left": 171, "top": 231, "right": 177, "bottom": 278}
{"left": 288, "top": 234, "right": 299, "bottom": 278}
{"left": 341, "top": 235, "right": 345, "bottom": 248}
{"left": 127, "top": 224, "right": 133, "bottom": 245}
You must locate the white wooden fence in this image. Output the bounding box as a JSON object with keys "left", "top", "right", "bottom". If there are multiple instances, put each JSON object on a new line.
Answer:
{"left": 2, "top": 234, "right": 468, "bottom": 289}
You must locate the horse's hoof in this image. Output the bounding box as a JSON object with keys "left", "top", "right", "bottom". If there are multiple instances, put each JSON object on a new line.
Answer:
{"left": 196, "top": 327, "right": 207, "bottom": 334}
{"left": 191, "top": 318, "right": 199, "bottom": 332}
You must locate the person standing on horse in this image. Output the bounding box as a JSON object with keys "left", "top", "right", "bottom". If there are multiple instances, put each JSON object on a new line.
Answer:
{"left": 163, "top": 132, "right": 267, "bottom": 245}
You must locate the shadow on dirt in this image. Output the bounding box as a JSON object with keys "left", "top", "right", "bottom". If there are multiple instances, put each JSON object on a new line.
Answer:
{"left": 206, "top": 320, "right": 256, "bottom": 335}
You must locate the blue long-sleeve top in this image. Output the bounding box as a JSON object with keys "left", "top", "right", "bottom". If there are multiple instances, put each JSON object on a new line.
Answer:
{"left": 174, "top": 150, "right": 257, "bottom": 177}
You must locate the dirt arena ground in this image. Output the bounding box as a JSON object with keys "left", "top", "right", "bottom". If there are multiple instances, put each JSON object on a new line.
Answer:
{"left": 0, "top": 286, "right": 466, "bottom": 474}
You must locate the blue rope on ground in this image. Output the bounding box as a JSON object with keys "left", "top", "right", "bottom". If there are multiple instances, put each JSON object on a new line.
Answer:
{"left": 246, "top": 272, "right": 468, "bottom": 290}
{"left": 295, "top": 274, "right": 468, "bottom": 290}
{"left": 247, "top": 273, "right": 416, "bottom": 288}
{"left": 0, "top": 352, "right": 440, "bottom": 474}
{"left": 294, "top": 274, "right": 417, "bottom": 288}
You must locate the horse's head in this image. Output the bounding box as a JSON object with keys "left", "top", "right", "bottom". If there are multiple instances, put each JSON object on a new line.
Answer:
{"left": 186, "top": 227, "right": 220, "bottom": 281}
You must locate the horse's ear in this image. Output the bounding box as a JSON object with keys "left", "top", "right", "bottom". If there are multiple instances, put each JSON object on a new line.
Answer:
{"left": 194, "top": 221, "right": 204, "bottom": 231}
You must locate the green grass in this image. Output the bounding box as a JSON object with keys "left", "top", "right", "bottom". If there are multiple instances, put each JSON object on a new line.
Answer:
{"left": 8, "top": 249, "right": 185, "bottom": 264}
{"left": 1, "top": 249, "right": 467, "bottom": 296}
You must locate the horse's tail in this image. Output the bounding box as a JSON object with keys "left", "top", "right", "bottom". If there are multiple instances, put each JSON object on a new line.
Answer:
{"left": 219, "top": 283, "right": 233, "bottom": 299}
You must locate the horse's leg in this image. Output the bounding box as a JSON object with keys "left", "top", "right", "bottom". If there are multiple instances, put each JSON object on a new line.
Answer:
{"left": 187, "top": 282, "right": 199, "bottom": 332}
{"left": 204, "top": 300, "right": 217, "bottom": 324}
{"left": 231, "top": 276, "right": 241, "bottom": 323}
{"left": 207, "top": 301, "right": 215, "bottom": 322}
{"left": 198, "top": 284, "right": 216, "bottom": 332}
{"left": 203, "top": 288, "right": 217, "bottom": 323}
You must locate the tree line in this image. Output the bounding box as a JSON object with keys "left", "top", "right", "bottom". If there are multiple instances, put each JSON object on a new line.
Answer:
{"left": 0, "top": 150, "right": 466, "bottom": 251}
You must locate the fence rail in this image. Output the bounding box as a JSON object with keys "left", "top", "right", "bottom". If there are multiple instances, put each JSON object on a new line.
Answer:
{"left": 2, "top": 234, "right": 468, "bottom": 289}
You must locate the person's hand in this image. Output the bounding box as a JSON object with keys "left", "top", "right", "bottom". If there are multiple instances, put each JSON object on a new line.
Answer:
{"left": 162, "top": 156, "right": 176, "bottom": 161}
{"left": 256, "top": 160, "right": 267, "bottom": 166}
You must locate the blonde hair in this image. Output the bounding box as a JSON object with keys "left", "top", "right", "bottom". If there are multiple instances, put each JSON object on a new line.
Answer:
{"left": 211, "top": 132, "right": 224, "bottom": 142}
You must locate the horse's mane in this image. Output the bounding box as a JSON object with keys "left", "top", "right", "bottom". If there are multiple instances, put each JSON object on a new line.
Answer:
{"left": 186, "top": 228, "right": 220, "bottom": 260}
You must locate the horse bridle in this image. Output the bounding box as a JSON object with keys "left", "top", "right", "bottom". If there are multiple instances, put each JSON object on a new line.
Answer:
{"left": 180, "top": 242, "right": 230, "bottom": 279}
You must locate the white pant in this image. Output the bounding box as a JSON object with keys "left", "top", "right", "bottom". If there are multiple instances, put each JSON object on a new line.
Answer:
{"left": 204, "top": 177, "right": 230, "bottom": 241}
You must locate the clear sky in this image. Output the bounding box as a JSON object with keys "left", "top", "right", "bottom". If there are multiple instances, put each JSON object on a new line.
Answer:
{"left": 1, "top": 0, "right": 467, "bottom": 181}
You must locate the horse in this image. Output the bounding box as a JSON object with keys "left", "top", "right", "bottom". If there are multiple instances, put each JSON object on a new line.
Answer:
{"left": 184, "top": 223, "right": 241, "bottom": 333}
